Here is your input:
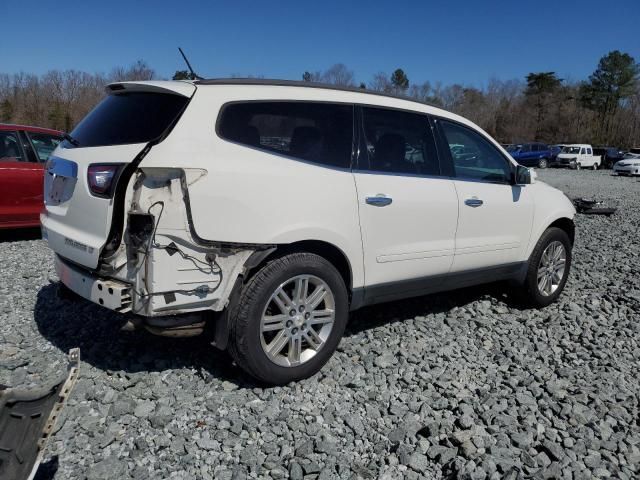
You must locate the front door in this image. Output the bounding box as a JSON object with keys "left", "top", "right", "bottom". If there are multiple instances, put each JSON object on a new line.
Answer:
{"left": 353, "top": 107, "right": 459, "bottom": 299}
{"left": 437, "top": 120, "right": 534, "bottom": 272}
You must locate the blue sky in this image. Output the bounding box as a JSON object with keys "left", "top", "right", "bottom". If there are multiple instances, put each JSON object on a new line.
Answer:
{"left": 2, "top": 0, "right": 639, "bottom": 87}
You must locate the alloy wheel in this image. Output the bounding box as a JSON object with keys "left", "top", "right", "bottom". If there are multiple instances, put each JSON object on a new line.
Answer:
{"left": 260, "top": 275, "right": 335, "bottom": 367}
{"left": 537, "top": 241, "right": 566, "bottom": 296}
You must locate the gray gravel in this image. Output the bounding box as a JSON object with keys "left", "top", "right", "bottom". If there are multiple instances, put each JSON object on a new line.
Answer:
{"left": 1, "top": 169, "right": 639, "bottom": 479}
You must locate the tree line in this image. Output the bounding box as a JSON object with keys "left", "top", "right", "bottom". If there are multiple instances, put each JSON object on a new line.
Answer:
{"left": 0, "top": 61, "right": 155, "bottom": 133}
{"left": 1, "top": 51, "right": 639, "bottom": 147}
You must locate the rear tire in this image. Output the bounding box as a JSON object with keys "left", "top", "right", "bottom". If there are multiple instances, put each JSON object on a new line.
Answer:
{"left": 576, "top": 163, "right": 581, "bottom": 170}
{"left": 515, "top": 227, "right": 572, "bottom": 308}
{"left": 228, "top": 252, "right": 348, "bottom": 385}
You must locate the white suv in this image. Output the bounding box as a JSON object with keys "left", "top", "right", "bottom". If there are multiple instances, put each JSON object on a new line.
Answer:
{"left": 41, "top": 79, "right": 576, "bottom": 384}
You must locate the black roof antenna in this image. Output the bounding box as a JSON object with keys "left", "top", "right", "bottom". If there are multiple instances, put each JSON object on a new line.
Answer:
{"left": 178, "top": 47, "right": 202, "bottom": 80}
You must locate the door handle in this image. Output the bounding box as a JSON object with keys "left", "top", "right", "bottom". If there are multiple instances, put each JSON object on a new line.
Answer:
{"left": 464, "top": 198, "right": 483, "bottom": 207}
{"left": 366, "top": 195, "right": 393, "bottom": 207}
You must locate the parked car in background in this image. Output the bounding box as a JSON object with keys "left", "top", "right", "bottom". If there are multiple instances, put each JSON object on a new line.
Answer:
{"left": 555, "top": 144, "right": 600, "bottom": 170}
{"left": 548, "top": 144, "right": 566, "bottom": 166}
{"left": 0, "top": 124, "right": 63, "bottom": 228}
{"left": 507, "top": 143, "right": 552, "bottom": 168}
{"left": 613, "top": 153, "right": 640, "bottom": 176}
{"left": 41, "top": 79, "right": 576, "bottom": 384}
{"left": 593, "top": 146, "right": 624, "bottom": 169}
{"left": 628, "top": 147, "right": 640, "bottom": 155}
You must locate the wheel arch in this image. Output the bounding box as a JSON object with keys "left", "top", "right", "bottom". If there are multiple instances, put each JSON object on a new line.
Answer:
{"left": 548, "top": 217, "right": 575, "bottom": 245}
{"left": 524, "top": 213, "right": 576, "bottom": 261}
{"left": 245, "top": 240, "right": 353, "bottom": 293}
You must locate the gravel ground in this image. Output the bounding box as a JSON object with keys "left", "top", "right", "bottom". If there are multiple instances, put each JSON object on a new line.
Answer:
{"left": 1, "top": 169, "right": 639, "bottom": 480}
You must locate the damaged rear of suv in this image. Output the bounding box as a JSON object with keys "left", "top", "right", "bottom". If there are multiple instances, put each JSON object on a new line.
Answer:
{"left": 42, "top": 79, "right": 576, "bottom": 385}
{"left": 42, "top": 81, "right": 270, "bottom": 336}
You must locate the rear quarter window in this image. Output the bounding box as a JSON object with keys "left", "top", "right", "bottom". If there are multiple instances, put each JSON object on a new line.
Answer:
{"left": 68, "top": 92, "right": 188, "bottom": 147}
{"left": 217, "top": 101, "right": 353, "bottom": 169}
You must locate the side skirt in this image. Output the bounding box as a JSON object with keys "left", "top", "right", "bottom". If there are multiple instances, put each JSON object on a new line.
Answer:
{"left": 350, "top": 262, "right": 527, "bottom": 310}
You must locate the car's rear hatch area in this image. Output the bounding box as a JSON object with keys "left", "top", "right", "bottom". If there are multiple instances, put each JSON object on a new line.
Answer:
{"left": 41, "top": 81, "right": 195, "bottom": 269}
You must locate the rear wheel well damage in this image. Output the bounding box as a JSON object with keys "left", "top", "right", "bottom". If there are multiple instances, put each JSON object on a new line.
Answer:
{"left": 212, "top": 240, "right": 353, "bottom": 351}
{"left": 243, "top": 240, "right": 353, "bottom": 293}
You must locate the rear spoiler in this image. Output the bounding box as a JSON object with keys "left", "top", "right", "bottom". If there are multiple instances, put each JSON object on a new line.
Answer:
{"left": 105, "top": 80, "right": 196, "bottom": 97}
{"left": 0, "top": 349, "right": 80, "bottom": 480}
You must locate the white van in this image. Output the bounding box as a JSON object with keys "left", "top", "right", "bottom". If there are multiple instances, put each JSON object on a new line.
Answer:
{"left": 556, "top": 144, "right": 600, "bottom": 170}
{"left": 41, "top": 79, "right": 576, "bottom": 384}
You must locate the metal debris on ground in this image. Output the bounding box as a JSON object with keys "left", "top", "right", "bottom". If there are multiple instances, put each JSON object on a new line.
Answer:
{"left": 572, "top": 197, "right": 618, "bottom": 215}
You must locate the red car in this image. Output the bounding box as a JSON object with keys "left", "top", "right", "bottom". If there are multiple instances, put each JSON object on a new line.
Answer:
{"left": 0, "top": 124, "right": 63, "bottom": 228}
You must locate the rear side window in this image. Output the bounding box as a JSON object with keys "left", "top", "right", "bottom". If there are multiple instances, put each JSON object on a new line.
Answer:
{"left": 360, "top": 107, "right": 439, "bottom": 176}
{"left": 68, "top": 92, "right": 188, "bottom": 147}
{"left": 217, "top": 102, "right": 353, "bottom": 169}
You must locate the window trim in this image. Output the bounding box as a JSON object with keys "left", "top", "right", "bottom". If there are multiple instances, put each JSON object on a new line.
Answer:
{"left": 433, "top": 117, "right": 516, "bottom": 186}
{"left": 353, "top": 104, "right": 443, "bottom": 178}
{"left": 215, "top": 99, "right": 356, "bottom": 171}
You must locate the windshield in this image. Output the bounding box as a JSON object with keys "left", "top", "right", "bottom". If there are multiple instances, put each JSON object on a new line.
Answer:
{"left": 506, "top": 145, "right": 521, "bottom": 152}
{"left": 561, "top": 146, "right": 581, "bottom": 154}
{"left": 67, "top": 92, "right": 188, "bottom": 147}
{"left": 623, "top": 153, "right": 640, "bottom": 159}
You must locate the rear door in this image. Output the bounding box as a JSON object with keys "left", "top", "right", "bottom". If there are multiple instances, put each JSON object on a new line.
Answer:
{"left": 42, "top": 82, "right": 194, "bottom": 268}
{"left": 0, "top": 130, "right": 42, "bottom": 227}
{"left": 436, "top": 119, "right": 534, "bottom": 272}
{"left": 353, "top": 106, "right": 458, "bottom": 301}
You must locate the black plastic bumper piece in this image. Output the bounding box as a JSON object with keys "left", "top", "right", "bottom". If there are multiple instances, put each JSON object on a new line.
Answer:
{"left": 0, "top": 349, "right": 79, "bottom": 480}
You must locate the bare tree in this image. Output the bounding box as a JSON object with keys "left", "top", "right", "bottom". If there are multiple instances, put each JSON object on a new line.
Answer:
{"left": 368, "top": 72, "right": 393, "bottom": 92}
{"left": 321, "top": 64, "right": 355, "bottom": 87}
{"left": 110, "top": 60, "right": 155, "bottom": 82}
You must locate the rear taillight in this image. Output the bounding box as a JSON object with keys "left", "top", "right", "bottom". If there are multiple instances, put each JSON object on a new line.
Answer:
{"left": 87, "top": 164, "right": 123, "bottom": 197}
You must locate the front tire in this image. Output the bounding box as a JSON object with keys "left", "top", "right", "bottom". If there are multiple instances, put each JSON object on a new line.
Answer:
{"left": 538, "top": 158, "right": 548, "bottom": 169}
{"left": 228, "top": 252, "right": 348, "bottom": 385}
{"left": 592, "top": 163, "right": 598, "bottom": 170}
{"left": 517, "top": 227, "right": 572, "bottom": 308}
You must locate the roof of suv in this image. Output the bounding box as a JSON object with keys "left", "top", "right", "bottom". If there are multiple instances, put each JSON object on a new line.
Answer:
{"left": 0, "top": 123, "right": 63, "bottom": 135}
{"left": 194, "top": 78, "right": 442, "bottom": 109}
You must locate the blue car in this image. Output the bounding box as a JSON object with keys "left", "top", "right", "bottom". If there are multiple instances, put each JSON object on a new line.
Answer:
{"left": 506, "top": 143, "right": 552, "bottom": 168}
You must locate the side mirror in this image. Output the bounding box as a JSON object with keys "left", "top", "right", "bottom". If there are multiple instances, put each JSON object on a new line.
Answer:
{"left": 514, "top": 165, "right": 532, "bottom": 185}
